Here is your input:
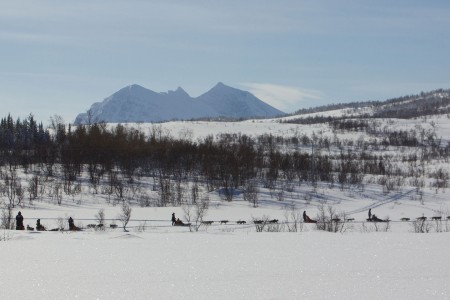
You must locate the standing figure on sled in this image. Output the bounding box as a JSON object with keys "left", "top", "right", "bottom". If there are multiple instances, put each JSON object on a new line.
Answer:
{"left": 171, "top": 213, "right": 176, "bottom": 226}
{"left": 367, "top": 209, "right": 386, "bottom": 222}
{"left": 16, "top": 212, "right": 25, "bottom": 230}
{"left": 303, "top": 211, "right": 317, "bottom": 223}
{"left": 68, "top": 217, "right": 80, "bottom": 231}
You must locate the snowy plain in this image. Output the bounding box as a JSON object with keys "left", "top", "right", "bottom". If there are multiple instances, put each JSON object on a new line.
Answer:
{"left": 2, "top": 111, "right": 450, "bottom": 300}
{"left": 2, "top": 230, "right": 449, "bottom": 299}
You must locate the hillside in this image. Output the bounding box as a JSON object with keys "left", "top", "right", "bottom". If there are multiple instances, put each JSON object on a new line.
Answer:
{"left": 291, "top": 88, "right": 450, "bottom": 121}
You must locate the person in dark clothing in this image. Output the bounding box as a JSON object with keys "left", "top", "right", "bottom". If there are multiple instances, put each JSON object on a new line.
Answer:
{"left": 16, "top": 211, "right": 24, "bottom": 230}
{"left": 303, "top": 211, "right": 317, "bottom": 223}
{"left": 368, "top": 208, "right": 372, "bottom": 221}
{"left": 36, "top": 219, "right": 46, "bottom": 231}
{"left": 175, "top": 218, "right": 185, "bottom": 226}
{"left": 171, "top": 213, "right": 176, "bottom": 226}
{"left": 68, "top": 217, "right": 78, "bottom": 230}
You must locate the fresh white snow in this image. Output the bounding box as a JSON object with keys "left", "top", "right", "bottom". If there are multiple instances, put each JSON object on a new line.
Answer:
{"left": 3, "top": 110, "right": 450, "bottom": 299}
{"left": 2, "top": 229, "right": 449, "bottom": 299}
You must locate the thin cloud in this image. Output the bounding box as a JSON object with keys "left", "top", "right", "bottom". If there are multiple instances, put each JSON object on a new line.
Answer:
{"left": 241, "top": 83, "right": 323, "bottom": 113}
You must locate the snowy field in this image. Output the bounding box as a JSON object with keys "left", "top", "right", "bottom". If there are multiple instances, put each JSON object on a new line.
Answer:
{"left": 109, "top": 112, "right": 450, "bottom": 146}
{"left": 2, "top": 185, "right": 450, "bottom": 300}
{"left": 2, "top": 112, "right": 450, "bottom": 299}
{"left": 2, "top": 229, "right": 449, "bottom": 299}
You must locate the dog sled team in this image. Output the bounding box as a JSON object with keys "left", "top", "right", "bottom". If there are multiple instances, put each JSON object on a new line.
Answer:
{"left": 13, "top": 209, "right": 442, "bottom": 232}
{"left": 171, "top": 213, "right": 190, "bottom": 226}
{"left": 14, "top": 212, "right": 80, "bottom": 231}
{"left": 367, "top": 208, "right": 388, "bottom": 222}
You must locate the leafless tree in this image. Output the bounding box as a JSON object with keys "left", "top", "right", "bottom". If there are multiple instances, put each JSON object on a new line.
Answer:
{"left": 27, "top": 175, "right": 39, "bottom": 204}
{"left": 411, "top": 216, "right": 432, "bottom": 233}
{"left": 315, "top": 204, "right": 348, "bottom": 233}
{"left": 48, "top": 114, "right": 65, "bottom": 131}
{"left": 15, "top": 181, "right": 24, "bottom": 208}
{"left": 56, "top": 216, "right": 66, "bottom": 231}
{"left": 158, "top": 179, "right": 171, "bottom": 207}
{"left": 183, "top": 193, "right": 209, "bottom": 232}
{"left": 284, "top": 205, "right": 303, "bottom": 232}
{"left": 54, "top": 181, "right": 63, "bottom": 205}
{"left": 243, "top": 182, "right": 258, "bottom": 207}
{"left": 191, "top": 181, "right": 199, "bottom": 204}
{"left": 118, "top": 203, "right": 132, "bottom": 232}
{"left": 95, "top": 209, "right": 105, "bottom": 229}
{"left": 252, "top": 215, "right": 270, "bottom": 232}
{"left": 0, "top": 205, "right": 15, "bottom": 229}
{"left": 138, "top": 191, "right": 153, "bottom": 207}
{"left": 4, "top": 170, "right": 18, "bottom": 208}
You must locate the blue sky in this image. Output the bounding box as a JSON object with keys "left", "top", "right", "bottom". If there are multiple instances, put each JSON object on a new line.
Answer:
{"left": 1, "top": 0, "right": 449, "bottom": 123}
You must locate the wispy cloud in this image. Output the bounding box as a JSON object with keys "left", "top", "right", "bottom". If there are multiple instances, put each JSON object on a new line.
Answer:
{"left": 241, "top": 83, "right": 323, "bottom": 113}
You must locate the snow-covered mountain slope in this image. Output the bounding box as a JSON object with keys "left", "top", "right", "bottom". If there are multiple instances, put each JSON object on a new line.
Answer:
{"left": 74, "top": 84, "right": 216, "bottom": 124}
{"left": 74, "top": 83, "right": 285, "bottom": 124}
{"left": 196, "top": 82, "right": 284, "bottom": 119}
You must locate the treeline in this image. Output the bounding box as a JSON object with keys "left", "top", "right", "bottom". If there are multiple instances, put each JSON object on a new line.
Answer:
{"left": 0, "top": 114, "right": 51, "bottom": 167}
{"left": 0, "top": 114, "right": 449, "bottom": 208}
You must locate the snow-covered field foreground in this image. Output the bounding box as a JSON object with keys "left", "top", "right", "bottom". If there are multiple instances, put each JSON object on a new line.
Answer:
{"left": 2, "top": 97, "right": 450, "bottom": 299}
{"left": 1, "top": 229, "right": 449, "bottom": 299}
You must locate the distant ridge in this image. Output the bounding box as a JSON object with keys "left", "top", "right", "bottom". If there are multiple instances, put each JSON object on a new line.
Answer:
{"left": 74, "top": 83, "right": 285, "bottom": 124}
{"left": 283, "top": 88, "right": 450, "bottom": 124}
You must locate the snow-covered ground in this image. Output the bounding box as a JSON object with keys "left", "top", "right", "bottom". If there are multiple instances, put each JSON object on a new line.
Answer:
{"left": 110, "top": 112, "right": 450, "bottom": 145}
{"left": 2, "top": 112, "right": 450, "bottom": 299}
{"left": 2, "top": 229, "right": 449, "bottom": 299}
{"left": 2, "top": 180, "right": 450, "bottom": 299}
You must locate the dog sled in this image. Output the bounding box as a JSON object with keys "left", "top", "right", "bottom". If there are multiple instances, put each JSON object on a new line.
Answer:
{"left": 174, "top": 219, "right": 191, "bottom": 226}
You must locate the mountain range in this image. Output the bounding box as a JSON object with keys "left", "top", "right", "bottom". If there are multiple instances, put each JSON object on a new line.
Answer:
{"left": 74, "top": 82, "right": 285, "bottom": 124}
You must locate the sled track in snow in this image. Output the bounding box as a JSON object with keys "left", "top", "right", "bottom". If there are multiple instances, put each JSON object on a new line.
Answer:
{"left": 346, "top": 189, "right": 416, "bottom": 215}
